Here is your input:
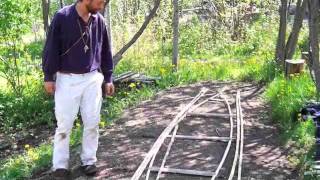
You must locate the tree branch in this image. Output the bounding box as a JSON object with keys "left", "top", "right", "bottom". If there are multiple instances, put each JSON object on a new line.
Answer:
{"left": 113, "top": 0, "right": 161, "bottom": 67}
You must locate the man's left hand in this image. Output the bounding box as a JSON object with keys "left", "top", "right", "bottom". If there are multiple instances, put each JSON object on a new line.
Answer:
{"left": 104, "top": 82, "right": 115, "bottom": 96}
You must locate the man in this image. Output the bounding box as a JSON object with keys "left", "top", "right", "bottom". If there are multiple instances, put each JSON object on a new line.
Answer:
{"left": 41, "top": 0, "right": 114, "bottom": 178}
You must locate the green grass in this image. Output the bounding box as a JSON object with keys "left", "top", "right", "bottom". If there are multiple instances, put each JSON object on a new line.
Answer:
{"left": 264, "top": 73, "right": 318, "bottom": 177}
{"left": 265, "top": 74, "right": 316, "bottom": 130}
{"left": 0, "top": 123, "right": 82, "bottom": 179}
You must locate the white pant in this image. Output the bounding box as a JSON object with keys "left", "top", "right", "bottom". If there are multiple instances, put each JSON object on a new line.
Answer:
{"left": 52, "top": 70, "right": 104, "bottom": 171}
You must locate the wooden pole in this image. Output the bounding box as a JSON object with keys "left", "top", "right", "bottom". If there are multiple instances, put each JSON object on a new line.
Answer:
{"left": 238, "top": 91, "right": 244, "bottom": 180}
{"left": 228, "top": 91, "right": 241, "bottom": 180}
{"left": 166, "top": 135, "right": 233, "bottom": 142}
{"left": 211, "top": 94, "right": 234, "bottom": 180}
{"left": 131, "top": 88, "right": 208, "bottom": 180}
{"left": 155, "top": 125, "right": 179, "bottom": 179}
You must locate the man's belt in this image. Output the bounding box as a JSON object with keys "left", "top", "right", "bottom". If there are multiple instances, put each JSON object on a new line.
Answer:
{"left": 58, "top": 69, "right": 98, "bottom": 74}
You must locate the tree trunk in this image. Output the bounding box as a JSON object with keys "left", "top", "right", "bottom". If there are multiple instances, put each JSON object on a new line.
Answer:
{"left": 285, "top": 0, "right": 307, "bottom": 60}
{"left": 42, "top": 0, "right": 50, "bottom": 35}
{"left": 172, "top": 0, "right": 179, "bottom": 71}
{"left": 102, "top": 2, "right": 112, "bottom": 49}
{"left": 308, "top": 0, "right": 320, "bottom": 93}
{"left": 275, "top": 0, "right": 288, "bottom": 69}
{"left": 60, "top": 0, "right": 64, "bottom": 8}
{"left": 113, "top": 0, "right": 161, "bottom": 66}
{"left": 105, "top": 3, "right": 112, "bottom": 42}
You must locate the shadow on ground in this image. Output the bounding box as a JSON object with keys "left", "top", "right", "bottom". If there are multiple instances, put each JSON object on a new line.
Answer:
{"left": 31, "top": 81, "right": 298, "bottom": 180}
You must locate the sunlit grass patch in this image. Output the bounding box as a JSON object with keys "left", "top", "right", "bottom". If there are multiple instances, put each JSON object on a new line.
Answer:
{"left": 264, "top": 73, "right": 317, "bottom": 173}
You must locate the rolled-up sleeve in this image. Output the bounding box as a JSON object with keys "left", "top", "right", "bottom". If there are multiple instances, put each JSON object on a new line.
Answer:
{"left": 101, "top": 23, "right": 114, "bottom": 83}
{"left": 42, "top": 12, "right": 62, "bottom": 82}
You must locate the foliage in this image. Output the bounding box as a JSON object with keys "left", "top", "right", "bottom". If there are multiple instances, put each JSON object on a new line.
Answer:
{"left": 265, "top": 74, "right": 316, "bottom": 130}
{"left": 0, "top": 0, "right": 33, "bottom": 41}
{"left": 264, "top": 73, "right": 317, "bottom": 175}
{"left": 0, "top": 78, "right": 54, "bottom": 133}
{"left": 0, "top": 0, "right": 40, "bottom": 95}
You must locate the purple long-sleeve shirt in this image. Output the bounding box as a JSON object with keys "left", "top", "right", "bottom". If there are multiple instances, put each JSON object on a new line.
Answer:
{"left": 42, "top": 3, "right": 113, "bottom": 83}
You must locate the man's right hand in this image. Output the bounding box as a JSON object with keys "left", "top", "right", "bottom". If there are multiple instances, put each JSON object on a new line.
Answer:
{"left": 44, "top": 81, "right": 56, "bottom": 95}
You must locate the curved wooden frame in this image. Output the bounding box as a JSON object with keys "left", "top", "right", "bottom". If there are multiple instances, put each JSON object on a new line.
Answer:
{"left": 131, "top": 88, "right": 243, "bottom": 180}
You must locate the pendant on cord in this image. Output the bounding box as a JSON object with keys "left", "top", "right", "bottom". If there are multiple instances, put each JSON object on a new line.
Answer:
{"left": 84, "top": 45, "right": 89, "bottom": 53}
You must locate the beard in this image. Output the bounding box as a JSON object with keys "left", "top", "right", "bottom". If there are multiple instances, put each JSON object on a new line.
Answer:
{"left": 85, "top": 3, "right": 99, "bottom": 14}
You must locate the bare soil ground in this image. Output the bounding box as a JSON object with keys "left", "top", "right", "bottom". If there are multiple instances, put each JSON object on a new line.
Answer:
{"left": 31, "top": 81, "right": 298, "bottom": 180}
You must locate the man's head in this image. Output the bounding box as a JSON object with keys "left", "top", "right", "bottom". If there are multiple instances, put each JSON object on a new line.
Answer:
{"left": 77, "top": 0, "right": 108, "bottom": 14}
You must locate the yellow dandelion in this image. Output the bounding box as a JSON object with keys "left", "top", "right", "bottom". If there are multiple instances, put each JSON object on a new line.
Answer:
{"left": 76, "top": 122, "right": 81, "bottom": 127}
{"left": 24, "top": 144, "right": 30, "bottom": 149}
{"left": 160, "top": 68, "right": 166, "bottom": 75}
{"left": 99, "top": 121, "right": 106, "bottom": 128}
{"left": 129, "top": 82, "right": 136, "bottom": 88}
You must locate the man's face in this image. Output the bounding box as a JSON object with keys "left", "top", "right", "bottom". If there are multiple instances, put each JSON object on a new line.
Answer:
{"left": 84, "top": 0, "right": 106, "bottom": 14}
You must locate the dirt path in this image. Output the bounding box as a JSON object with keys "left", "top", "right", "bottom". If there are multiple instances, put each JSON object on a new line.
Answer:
{"left": 32, "top": 81, "right": 298, "bottom": 180}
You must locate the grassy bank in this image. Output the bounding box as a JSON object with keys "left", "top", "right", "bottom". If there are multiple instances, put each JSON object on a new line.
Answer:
{"left": 265, "top": 73, "right": 317, "bottom": 177}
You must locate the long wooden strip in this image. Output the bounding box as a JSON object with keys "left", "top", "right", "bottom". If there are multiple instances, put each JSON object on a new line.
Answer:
{"left": 150, "top": 167, "right": 214, "bottom": 176}
{"left": 148, "top": 91, "right": 221, "bottom": 179}
{"left": 187, "top": 112, "right": 233, "bottom": 118}
{"left": 155, "top": 125, "right": 180, "bottom": 180}
{"left": 181, "top": 93, "right": 218, "bottom": 101}
{"left": 238, "top": 91, "right": 244, "bottom": 180}
{"left": 146, "top": 91, "right": 223, "bottom": 180}
{"left": 228, "top": 91, "right": 241, "bottom": 180}
{"left": 114, "top": 71, "right": 135, "bottom": 81}
{"left": 211, "top": 94, "right": 234, "bottom": 180}
{"left": 146, "top": 90, "right": 219, "bottom": 180}
{"left": 145, "top": 153, "right": 155, "bottom": 180}
{"left": 188, "top": 87, "right": 228, "bottom": 114}
{"left": 167, "top": 135, "right": 232, "bottom": 142}
{"left": 210, "top": 98, "right": 233, "bottom": 101}
{"left": 131, "top": 88, "right": 208, "bottom": 180}
{"left": 187, "top": 93, "right": 221, "bottom": 113}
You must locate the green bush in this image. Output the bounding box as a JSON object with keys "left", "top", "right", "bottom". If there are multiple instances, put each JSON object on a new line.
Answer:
{"left": 0, "top": 79, "right": 55, "bottom": 132}
{"left": 24, "top": 40, "right": 44, "bottom": 60}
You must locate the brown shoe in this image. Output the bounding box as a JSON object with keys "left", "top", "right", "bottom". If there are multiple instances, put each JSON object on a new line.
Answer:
{"left": 52, "top": 168, "right": 71, "bottom": 180}
{"left": 80, "top": 164, "right": 98, "bottom": 176}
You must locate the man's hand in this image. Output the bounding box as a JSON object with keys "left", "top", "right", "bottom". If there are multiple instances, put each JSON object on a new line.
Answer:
{"left": 44, "top": 81, "right": 56, "bottom": 95}
{"left": 104, "top": 82, "right": 115, "bottom": 96}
